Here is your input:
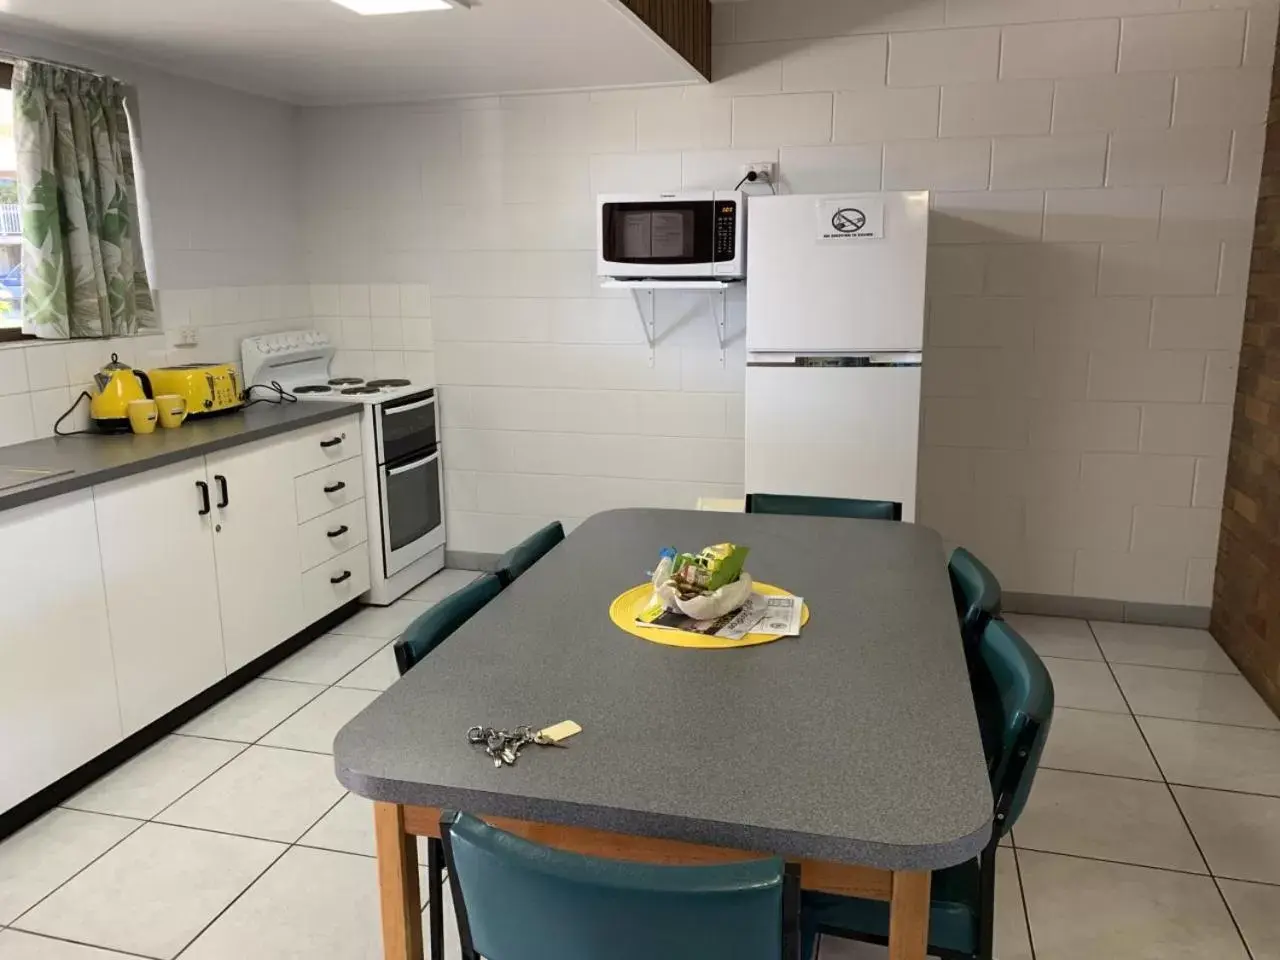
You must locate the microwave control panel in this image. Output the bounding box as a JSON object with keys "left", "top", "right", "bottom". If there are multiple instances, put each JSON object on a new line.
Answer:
{"left": 714, "top": 202, "right": 737, "bottom": 263}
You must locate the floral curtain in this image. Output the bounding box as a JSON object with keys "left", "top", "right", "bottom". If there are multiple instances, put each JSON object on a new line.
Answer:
{"left": 13, "top": 61, "right": 156, "bottom": 340}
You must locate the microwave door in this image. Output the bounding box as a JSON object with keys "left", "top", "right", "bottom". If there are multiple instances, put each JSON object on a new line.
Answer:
{"left": 379, "top": 448, "right": 445, "bottom": 576}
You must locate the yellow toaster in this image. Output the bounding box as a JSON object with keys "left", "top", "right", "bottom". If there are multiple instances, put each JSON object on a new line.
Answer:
{"left": 146, "top": 363, "right": 243, "bottom": 417}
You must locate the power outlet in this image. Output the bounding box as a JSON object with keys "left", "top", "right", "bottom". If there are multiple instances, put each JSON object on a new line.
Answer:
{"left": 177, "top": 326, "right": 199, "bottom": 346}
{"left": 741, "top": 161, "right": 775, "bottom": 182}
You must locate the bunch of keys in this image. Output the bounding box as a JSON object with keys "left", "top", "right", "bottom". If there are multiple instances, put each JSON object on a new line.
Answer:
{"left": 466, "top": 723, "right": 575, "bottom": 768}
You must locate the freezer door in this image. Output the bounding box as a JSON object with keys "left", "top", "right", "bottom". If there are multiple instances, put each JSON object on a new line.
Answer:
{"left": 746, "top": 192, "right": 928, "bottom": 353}
{"left": 744, "top": 364, "right": 922, "bottom": 521}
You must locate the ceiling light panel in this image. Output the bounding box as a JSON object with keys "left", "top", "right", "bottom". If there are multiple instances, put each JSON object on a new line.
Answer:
{"left": 330, "top": 0, "right": 467, "bottom": 14}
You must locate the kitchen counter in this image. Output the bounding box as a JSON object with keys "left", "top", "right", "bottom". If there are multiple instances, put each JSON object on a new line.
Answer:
{"left": 0, "top": 401, "right": 362, "bottom": 513}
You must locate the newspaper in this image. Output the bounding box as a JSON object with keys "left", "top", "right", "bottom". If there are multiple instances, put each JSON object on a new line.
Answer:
{"left": 640, "top": 597, "right": 767, "bottom": 640}
{"left": 750, "top": 593, "right": 805, "bottom": 637}
{"left": 638, "top": 591, "right": 803, "bottom": 640}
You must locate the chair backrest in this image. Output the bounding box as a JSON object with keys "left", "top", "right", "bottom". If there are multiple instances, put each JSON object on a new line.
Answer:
{"left": 496, "top": 521, "right": 566, "bottom": 587}
{"left": 974, "top": 619, "right": 1054, "bottom": 837}
{"left": 392, "top": 574, "right": 502, "bottom": 676}
{"left": 744, "top": 493, "right": 902, "bottom": 522}
{"left": 441, "top": 812, "right": 797, "bottom": 960}
{"left": 948, "top": 547, "right": 1002, "bottom": 648}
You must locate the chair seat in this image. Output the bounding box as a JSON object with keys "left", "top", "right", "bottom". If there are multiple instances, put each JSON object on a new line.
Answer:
{"left": 802, "top": 858, "right": 980, "bottom": 957}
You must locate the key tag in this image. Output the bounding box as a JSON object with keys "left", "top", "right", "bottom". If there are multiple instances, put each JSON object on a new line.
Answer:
{"left": 538, "top": 720, "right": 582, "bottom": 743}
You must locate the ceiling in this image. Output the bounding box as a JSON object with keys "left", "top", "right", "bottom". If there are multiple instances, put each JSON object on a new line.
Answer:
{"left": 0, "top": 0, "right": 702, "bottom": 105}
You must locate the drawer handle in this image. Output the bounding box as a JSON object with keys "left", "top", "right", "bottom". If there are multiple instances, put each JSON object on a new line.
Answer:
{"left": 330, "top": 570, "right": 353, "bottom": 585}
{"left": 324, "top": 481, "right": 347, "bottom": 494}
{"left": 327, "top": 525, "right": 350, "bottom": 539}
{"left": 320, "top": 436, "right": 343, "bottom": 449}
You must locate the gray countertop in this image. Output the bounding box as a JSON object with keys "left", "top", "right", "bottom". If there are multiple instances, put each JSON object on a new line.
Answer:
{"left": 334, "top": 508, "right": 993, "bottom": 871}
{"left": 0, "top": 401, "right": 362, "bottom": 513}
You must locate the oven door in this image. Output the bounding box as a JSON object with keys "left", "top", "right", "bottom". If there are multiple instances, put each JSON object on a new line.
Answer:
{"left": 375, "top": 390, "right": 437, "bottom": 465}
{"left": 378, "top": 446, "right": 446, "bottom": 576}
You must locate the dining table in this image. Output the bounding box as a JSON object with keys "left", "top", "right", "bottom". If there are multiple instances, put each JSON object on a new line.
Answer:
{"left": 334, "top": 507, "right": 993, "bottom": 960}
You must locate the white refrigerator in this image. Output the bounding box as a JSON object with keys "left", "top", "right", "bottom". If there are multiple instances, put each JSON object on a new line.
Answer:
{"left": 744, "top": 192, "right": 928, "bottom": 521}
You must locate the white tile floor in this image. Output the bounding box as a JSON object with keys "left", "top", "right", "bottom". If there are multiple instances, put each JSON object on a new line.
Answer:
{"left": 1, "top": 586, "right": 1278, "bottom": 960}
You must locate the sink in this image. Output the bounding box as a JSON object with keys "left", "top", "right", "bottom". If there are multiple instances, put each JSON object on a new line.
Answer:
{"left": 0, "top": 466, "right": 74, "bottom": 492}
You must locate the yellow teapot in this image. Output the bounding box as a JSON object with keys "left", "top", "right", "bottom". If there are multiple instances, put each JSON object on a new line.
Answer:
{"left": 90, "top": 354, "right": 153, "bottom": 433}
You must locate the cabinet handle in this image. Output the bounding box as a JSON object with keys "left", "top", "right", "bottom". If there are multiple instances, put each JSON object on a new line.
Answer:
{"left": 327, "top": 525, "right": 350, "bottom": 539}
{"left": 215, "top": 474, "right": 229, "bottom": 509}
{"left": 196, "top": 480, "right": 211, "bottom": 516}
{"left": 320, "top": 436, "right": 343, "bottom": 449}
{"left": 323, "top": 481, "right": 346, "bottom": 494}
{"left": 330, "top": 570, "right": 352, "bottom": 585}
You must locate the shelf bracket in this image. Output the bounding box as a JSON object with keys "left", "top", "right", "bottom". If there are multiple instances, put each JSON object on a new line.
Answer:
{"left": 630, "top": 288, "right": 656, "bottom": 366}
{"left": 709, "top": 288, "right": 728, "bottom": 367}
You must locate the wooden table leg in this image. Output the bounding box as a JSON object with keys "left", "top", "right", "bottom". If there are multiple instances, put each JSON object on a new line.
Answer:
{"left": 374, "top": 801, "right": 424, "bottom": 960}
{"left": 887, "top": 870, "right": 930, "bottom": 960}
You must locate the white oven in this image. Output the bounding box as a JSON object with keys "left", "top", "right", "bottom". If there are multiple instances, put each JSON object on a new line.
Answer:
{"left": 596, "top": 190, "right": 746, "bottom": 281}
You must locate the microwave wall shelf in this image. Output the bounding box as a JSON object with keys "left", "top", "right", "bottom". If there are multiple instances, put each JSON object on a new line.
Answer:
{"left": 601, "top": 278, "right": 741, "bottom": 367}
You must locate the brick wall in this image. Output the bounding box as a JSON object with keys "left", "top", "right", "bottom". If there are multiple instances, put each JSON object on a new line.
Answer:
{"left": 1212, "top": 18, "right": 1280, "bottom": 713}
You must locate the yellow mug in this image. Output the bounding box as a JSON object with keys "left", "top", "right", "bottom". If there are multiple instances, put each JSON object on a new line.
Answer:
{"left": 127, "top": 399, "right": 159, "bottom": 435}
{"left": 157, "top": 394, "right": 187, "bottom": 429}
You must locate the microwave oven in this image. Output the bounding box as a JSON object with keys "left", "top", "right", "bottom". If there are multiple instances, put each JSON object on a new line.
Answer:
{"left": 596, "top": 190, "right": 746, "bottom": 281}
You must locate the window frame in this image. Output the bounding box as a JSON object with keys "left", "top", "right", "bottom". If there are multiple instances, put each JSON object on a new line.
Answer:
{"left": 0, "top": 61, "right": 29, "bottom": 343}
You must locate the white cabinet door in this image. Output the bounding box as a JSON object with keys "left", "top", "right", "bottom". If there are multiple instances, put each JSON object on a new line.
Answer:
{"left": 0, "top": 492, "right": 122, "bottom": 810}
{"left": 208, "top": 439, "right": 305, "bottom": 672}
{"left": 95, "top": 462, "right": 227, "bottom": 735}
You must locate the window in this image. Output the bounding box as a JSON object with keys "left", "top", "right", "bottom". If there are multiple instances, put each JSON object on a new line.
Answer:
{"left": 0, "top": 62, "right": 22, "bottom": 343}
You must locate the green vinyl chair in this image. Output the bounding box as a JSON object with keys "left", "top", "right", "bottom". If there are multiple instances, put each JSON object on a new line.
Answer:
{"left": 440, "top": 810, "right": 800, "bottom": 960}
{"left": 496, "top": 521, "right": 565, "bottom": 588}
{"left": 392, "top": 573, "right": 502, "bottom": 676}
{"left": 745, "top": 493, "right": 902, "bottom": 522}
{"left": 801, "top": 619, "right": 1054, "bottom": 960}
{"left": 948, "top": 547, "right": 1003, "bottom": 649}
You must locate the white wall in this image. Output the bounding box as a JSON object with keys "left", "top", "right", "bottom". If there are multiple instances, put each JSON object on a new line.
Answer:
{"left": 0, "top": 28, "right": 307, "bottom": 444}
{"left": 297, "top": 0, "right": 1278, "bottom": 607}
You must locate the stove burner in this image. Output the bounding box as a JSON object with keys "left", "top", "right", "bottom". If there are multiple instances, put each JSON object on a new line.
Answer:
{"left": 341, "top": 386, "right": 382, "bottom": 396}
{"left": 328, "top": 377, "right": 364, "bottom": 386}
{"left": 294, "top": 385, "right": 333, "bottom": 394}
{"left": 366, "top": 379, "right": 411, "bottom": 388}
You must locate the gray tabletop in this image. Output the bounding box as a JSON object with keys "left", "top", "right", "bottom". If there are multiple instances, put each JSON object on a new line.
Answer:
{"left": 335, "top": 508, "right": 993, "bottom": 871}
{"left": 0, "top": 401, "right": 361, "bottom": 513}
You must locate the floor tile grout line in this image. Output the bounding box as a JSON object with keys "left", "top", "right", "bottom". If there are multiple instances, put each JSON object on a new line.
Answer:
{"left": 5, "top": 814, "right": 149, "bottom": 932}
{"left": 1086, "top": 620, "right": 1259, "bottom": 960}
{"left": 0, "top": 927, "right": 160, "bottom": 959}
{"left": 1039, "top": 764, "right": 1280, "bottom": 801}
{"left": 170, "top": 789, "right": 353, "bottom": 959}
{"left": 1038, "top": 652, "right": 1241, "bottom": 676}
{"left": 1009, "top": 839, "right": 1038, "bottom": 960}
{"left": 1051, "top": 699, "right": 1280, "bottom": 732}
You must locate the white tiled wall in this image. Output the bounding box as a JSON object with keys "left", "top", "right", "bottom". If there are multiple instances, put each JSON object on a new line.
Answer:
{"left": 295, "top": 0, "right": 1277, "bottom": 606}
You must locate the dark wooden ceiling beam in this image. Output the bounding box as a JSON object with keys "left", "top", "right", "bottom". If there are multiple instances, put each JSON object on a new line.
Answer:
{"left": 618, "top": 0, "right": 712, "bottom": 81}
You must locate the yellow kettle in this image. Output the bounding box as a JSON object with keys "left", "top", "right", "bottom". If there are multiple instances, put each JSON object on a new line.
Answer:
{"left": 90, "top": 354, "right": 153, "bottom": 433}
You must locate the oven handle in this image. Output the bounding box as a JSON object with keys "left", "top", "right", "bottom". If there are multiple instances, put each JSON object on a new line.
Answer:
{"left": 382, "top": 397, "right": 434, "bottom": 416}
{"left": 387, "top": 451, "right": 440, "bottom": 476}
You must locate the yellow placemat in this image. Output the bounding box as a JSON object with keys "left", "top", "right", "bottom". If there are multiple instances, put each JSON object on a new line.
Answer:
{"left": 609, "top": 582, "right": 811, "bottom": 650}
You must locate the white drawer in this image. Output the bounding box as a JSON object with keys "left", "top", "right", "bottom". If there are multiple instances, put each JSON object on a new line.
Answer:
{"left": 296, "top": 458, "right": 365, "bottom": 523}
{"left": 298, "top": 499, "right": 368, "bottom": 573}
{"left": 303, "top": 544, "right": 371, "bottom": 622}
{"left": 290, "top": 415, "right": 362, "bottom": 478}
